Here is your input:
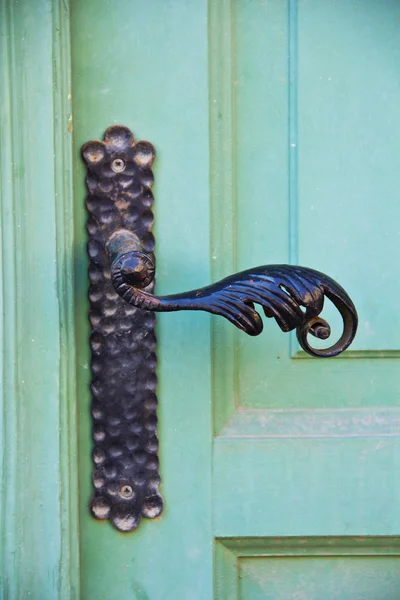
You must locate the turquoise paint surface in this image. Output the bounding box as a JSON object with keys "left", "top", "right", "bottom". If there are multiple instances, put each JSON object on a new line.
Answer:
{"left": 71, "top": 1, "right": 213, "bottom": 598}
{"left": 1, "top": 1, "right": 400, "bottom": 598}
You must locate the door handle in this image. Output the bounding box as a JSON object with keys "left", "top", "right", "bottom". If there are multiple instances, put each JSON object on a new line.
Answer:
{"left": 106, "top": 227, "right": 357, "bottom": 359}
{"left": 82, "top": 125, "right": 358, "bottom": 532}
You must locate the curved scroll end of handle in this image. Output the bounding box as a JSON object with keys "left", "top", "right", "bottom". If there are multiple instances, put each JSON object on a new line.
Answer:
{"left": 107, "top": 230, "right": 358, "bottom": 358}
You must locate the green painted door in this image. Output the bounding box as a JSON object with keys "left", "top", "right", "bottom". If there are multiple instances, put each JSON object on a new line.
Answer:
{"left": 2, "top": 0, "right": 400, "bottom": 598}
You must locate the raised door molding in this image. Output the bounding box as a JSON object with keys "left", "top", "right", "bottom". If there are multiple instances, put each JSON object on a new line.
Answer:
{"left": 0, "top": 1, "right": 79, "bottom": 598}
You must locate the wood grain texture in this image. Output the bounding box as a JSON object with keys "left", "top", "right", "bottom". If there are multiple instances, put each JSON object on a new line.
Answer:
{"left": 0, "top": 0, "right": 79, "bottom": 598}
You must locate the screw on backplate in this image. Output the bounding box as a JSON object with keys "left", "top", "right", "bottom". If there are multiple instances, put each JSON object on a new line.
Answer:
{"left": 111, "top": 158, "right": 126, "bottom": 173}
{"left": 120, "top": 484, "right": 133, "bottom": 499}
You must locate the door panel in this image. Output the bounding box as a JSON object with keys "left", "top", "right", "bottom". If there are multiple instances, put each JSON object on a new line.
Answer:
{"left": 213, "top": 0, "right": 400, "bottom": 536}
{"left": 239, "top": 555, "right": 400, "bottom": 600}
{"left": 69, "top": 0, "right": 400, "bottom": 598}
{"left": 214, "top": 437, "right": 400, "bottom": 536}
{"left": 215, "top": 538, "right": 400, "bottom": 600}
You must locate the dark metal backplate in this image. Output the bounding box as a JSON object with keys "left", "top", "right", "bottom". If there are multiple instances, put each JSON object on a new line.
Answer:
{"left": 82, "top": 125, "right": 163, "bottom": 532}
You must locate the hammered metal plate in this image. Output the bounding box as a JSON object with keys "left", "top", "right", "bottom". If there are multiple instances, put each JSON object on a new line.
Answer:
{"left": 82, "top": 125, "right": 162, "bottom": 532}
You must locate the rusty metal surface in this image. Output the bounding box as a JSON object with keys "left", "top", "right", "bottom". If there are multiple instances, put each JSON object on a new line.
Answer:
{"left": 83, "top": 125, "right": 162, "bottom": 532}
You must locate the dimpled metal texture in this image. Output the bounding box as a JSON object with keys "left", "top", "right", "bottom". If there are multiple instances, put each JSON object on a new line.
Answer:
{"left": 82, "top": 125, "right": 162, "bottom": 532}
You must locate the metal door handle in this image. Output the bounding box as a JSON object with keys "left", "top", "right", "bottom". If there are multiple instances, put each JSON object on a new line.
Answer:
{"left": 82, "top": 125, "right": 358, "bottom": 532}
{"left": 107, "top": 228, "right": 357, "bottom": 359}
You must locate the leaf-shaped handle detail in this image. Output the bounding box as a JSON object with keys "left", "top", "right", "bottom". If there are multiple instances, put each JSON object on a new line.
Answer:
{"left": 107, "top": 229, "right": 358, "bottom": 358}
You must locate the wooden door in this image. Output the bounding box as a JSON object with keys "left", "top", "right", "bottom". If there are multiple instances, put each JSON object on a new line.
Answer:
{"left": 2, "top": 1, "right": 400, "bottom": 598}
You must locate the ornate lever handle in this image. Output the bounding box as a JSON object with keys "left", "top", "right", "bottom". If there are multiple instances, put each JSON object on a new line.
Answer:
{"left": 82, "top": 125, "right": 357, "bottom": 533}
{"left": 107, "top": 228, "right": 357, "bottom": 358}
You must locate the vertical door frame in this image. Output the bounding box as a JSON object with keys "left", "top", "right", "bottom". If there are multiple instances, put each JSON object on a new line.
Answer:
{"left": 0, "top": 0, "right": 79, "bottom": 597}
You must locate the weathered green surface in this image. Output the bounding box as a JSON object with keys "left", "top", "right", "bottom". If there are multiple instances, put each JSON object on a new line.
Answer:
{"left": 70, "top": 1, "right": 213, "bottom": 599}
{"left": 2, "top": 0, "right": 400, "bottom": 598}
{"left": 0, "top": 0, "right": 79, "bottom": 598}
{"left": 239, "top": 556, "right": 400, "bottom": 599}
{"left": 212, "top": 0, "right": 400, "bottom": 595}
{"left": 216, "top": 538, "right": 400, "bottom": 600}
